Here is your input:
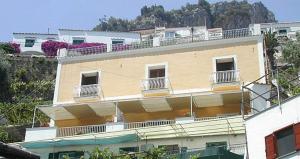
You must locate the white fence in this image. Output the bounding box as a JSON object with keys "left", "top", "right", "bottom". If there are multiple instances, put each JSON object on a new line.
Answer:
{"left": 212, "top": 70, "right": 240, "bottom": 84}
{"left": 73, "top": 84, "right": 101, "bottom": 98}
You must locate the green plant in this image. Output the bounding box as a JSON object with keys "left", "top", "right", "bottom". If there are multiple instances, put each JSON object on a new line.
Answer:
{"left": 265, "top": 30, "right": 279, "bottom": 70}
{"left": 89, "top": 147, "right": 113, "bottom": 159}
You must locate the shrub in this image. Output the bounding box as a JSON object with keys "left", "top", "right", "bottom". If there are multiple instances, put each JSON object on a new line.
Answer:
{"left": 41, "top": 41, "right": 68, "bottom": 57}
{"left": 0, "top": 43, "right": 20, "bottom": 54}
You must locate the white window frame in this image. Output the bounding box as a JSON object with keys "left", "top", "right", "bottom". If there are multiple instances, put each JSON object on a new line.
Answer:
{"left": 111, "top": 38, "right": 125, "bottom": 45}
{"left": 24, "top": 37, "right": 36, "bottom": 47}
{"left": 144, "top": 62, "right": 168, "bottom": 90}
{"left": 212, "top": 55, "right": 237, "bottom": 73}
{"left": 76, "top": 70, "right": 101, "bottom": 98}
{"left": 212, "top": 55, "right": 238, "bottom": 83}
{"left": 72, "top": 37, "right": 86, "bottom": 44}
{"left": 79, "top": 70, "right": 101, "bottom": 86}
{"left": 145, "top": 62, "right": 168, "bottom": 79}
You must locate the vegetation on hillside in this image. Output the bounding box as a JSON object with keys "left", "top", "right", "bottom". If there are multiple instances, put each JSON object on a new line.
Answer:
{"left": 0, "top": 50, "right": 56, "bottom": 142}
{"left": 93, "top": 0, "right": 276, "bottom": 32}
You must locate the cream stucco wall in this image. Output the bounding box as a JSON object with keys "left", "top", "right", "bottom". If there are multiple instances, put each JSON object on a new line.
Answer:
{"left": 57, "top": 40, "right": 263, "bottom": 103}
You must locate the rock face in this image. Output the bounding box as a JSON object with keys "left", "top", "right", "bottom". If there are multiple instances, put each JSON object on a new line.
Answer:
{"left": 250, "top": 2, "right": 276, "bottom": 24}
{"left": 93, "top": 0, "right": 276, "bottom": 31}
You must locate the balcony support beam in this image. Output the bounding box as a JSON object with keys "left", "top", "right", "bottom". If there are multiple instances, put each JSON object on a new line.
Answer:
{"left": 190, "top": 94, "right": 193, "bottom": 117}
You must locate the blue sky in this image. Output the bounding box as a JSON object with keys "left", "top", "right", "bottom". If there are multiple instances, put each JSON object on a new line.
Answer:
{"left": 0, "top": 0, "right": 299, "bottom": 41}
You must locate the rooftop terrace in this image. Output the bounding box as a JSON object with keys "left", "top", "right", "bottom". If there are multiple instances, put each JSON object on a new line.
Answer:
{"left": 58, "top": 28, "right": 252, "bottom": 59}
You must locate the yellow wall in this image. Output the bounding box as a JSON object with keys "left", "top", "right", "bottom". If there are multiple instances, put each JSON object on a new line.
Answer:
{"left": 55, "top": 116, "right": 113, "bottom": 127}
{"left": 57, "top": 41, "right": 261, "bottom": 103}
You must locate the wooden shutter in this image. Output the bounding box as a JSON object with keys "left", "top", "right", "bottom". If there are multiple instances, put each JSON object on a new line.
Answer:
{"left": 294, "top": 123, "right": 300, "bottom": 150}
{"left": 265, "top": 134, "right": 277, "bottom": 159}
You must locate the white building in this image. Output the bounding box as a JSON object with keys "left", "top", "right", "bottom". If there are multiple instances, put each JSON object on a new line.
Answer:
{"left": 132, "top": 26, "right": 223, "bottom": 41}
{"left": 249, "top": 22, "right": 300, "bottom": 40}
{"left": 58, "top": 29, "right": 140, "bottom": 52}
{"left": 245, "top": 95, "right": 300, "bottom": 159}
{"left": 12, "top": 30, "right": 141, "bottom": 55}
{"left": 12, "top": 33, "right": 59, "bottom": 55}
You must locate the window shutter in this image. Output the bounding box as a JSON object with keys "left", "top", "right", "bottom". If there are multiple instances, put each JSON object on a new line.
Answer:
{"left": 265, "top": 134, "right": 277, "bottom": 159}
{"left": 294, "top": 123, "right": 300, "bottom": 150}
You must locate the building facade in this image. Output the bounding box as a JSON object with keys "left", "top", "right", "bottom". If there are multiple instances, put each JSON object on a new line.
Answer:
{"left": 249, "top": 22, "right": 300, "bottom": 40}
{"left": 12, "top": 30, "right": 140, "bottom": 55}
{"left": 12, "top": 33, "right": 59, "bottom": 55}
{"left": 18, "top": 29, "right": 267, "bottom": 159}
{"left": 245, "top": 95, "right": 300, "bottom": 159}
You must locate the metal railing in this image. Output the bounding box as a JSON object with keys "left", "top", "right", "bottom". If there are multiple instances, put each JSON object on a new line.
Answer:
{"left": 124, "top": 120, "right": 175, "bottom": 129}
{"left": 142, "top": 77, "right": 169, "bottom": 91}
{"left": 62, "top": 28, "right": 251, "bottom": 58}
{"left": 212, "top": 70, "right": 240, "bottom": 84}
{"left": 54, "top": 115, "right": 244, "bottom": 137}
{"left": 223, "top": 28, "right": 250, "bottom": 39}
{"left": 228, "top": 144, "right": 246, "bottom": 155}
{"left": 57, "top": 124, "right": 106, "bottom": 137}
{"left": 74, "top": 84, "right": 101, "bottom": 98}
{"left": 67, "top": 45, "right": 107, "bottom": 57}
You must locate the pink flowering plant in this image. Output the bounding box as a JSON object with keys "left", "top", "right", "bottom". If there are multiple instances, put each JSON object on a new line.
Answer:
{"left": 41, "top": 41, "right": 68, "bottom": 57}
{"left": 9, "top": 43, "right": 21, "bottom": 54}
{"left": 42, "top": 41, "right": 107, "bottom": 56}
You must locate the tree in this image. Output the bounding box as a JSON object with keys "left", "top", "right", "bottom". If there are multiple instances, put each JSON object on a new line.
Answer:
{"left": 283, "top": 33, "right": 300, "bottom": 69}
{"left": 0, "top": 53, "right": 11, "bottom": 102}
{"left": 265, "top": 30, "right": 279, "bottom": 70}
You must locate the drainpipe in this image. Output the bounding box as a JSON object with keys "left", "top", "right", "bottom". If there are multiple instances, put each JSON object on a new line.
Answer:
{"left": 31, "top": 106, "right": 37, "bottom": 128}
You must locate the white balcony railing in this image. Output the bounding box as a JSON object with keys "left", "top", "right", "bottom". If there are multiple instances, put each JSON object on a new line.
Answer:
{"left": 60, "top": 28, "right": 251, "bottom": 58}
{"left": 57, "top": 124, "right": 106, "bottom": 137}
{"left": 212, "top": 70, "right": 240, "bottom": 84}
{"left": 74, "top": 84, "right": 101, "bottom": 98}
{"left": 142, "top": 77, "right": 169, "bottom": 91}
{"left": 124, "top": 120, "right": 175, "bottom": 129}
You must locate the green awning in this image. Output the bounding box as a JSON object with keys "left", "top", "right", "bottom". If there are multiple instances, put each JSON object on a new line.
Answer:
{"left": 20, "top": 133, "right": 138, "bottom": 149}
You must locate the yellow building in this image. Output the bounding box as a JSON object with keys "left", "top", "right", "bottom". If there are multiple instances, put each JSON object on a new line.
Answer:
{"left": 20, "top": 29, "right": 267, "bottom": 159}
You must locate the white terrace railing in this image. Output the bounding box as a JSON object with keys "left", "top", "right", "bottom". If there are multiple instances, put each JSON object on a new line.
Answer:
{"left": 212, "top": 70, "right": 240, "bottom": 84}
{"left": 73, "top": 84, "right": 101, "bottom": 98}
{"left": 141, "top": 77, "right": 169, "bottom": 91}
{"left": 57, "top": 124, "right": 106, "bottom": 137}
{"left": 62, "top": 28, "right": 251, "bottom": 58}
{"left": 124, "top": 120, "right": 175, "bottom": 129}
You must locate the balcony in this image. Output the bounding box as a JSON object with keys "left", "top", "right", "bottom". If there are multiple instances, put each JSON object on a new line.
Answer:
{"left": 73, "top": 84, "right": 101, "bottom": 98}
{"left": 57, "top": 124, "right": 106, "bottom": 137}
{"left": 25, "top": 115, "right": 246, "bottom": 140}
{"left": 212, "top": 70, "right": 240, "bottom": 84}
{"left": 142, "top": 77, "right": 168, "bottom": 90}
{"left": 212, "top": 70, "right": 240, "bottom": 91}
{"left": 141, "top": 77, "right": 170, "bottom": 96}
{"left": 58, "top": 28, "right": 252, "bottom": 59}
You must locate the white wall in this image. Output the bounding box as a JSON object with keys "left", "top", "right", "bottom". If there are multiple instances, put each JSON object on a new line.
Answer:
{"left": 13, "top": 33, "right": 58, "bottom": 53}
{"left": 25, "top": 127, "right": 57, "bottom": 142}
{"left": 26, "top": 134, "right": 246, "bottom": 159}
{"left": 58, "top": 30, "right": 140, "bottom": 46}
{"left": 245, "top": 95, "right": 300, "bottom": 159}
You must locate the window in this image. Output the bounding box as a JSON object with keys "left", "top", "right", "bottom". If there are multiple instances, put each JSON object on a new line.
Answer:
{"left": 206, "top": 141, "right": 227, "bottom": 149}
{"left": 147, "top": 65, "right": 166, "bottom": 90}
{"left": 158, "top": 145, "right": 179, "bottom": 154}
{"left": 119, "top": 147, "right": 139, "bottom": 154}
{"left": 216, "top": 58, "right": 235, "bottom": 71}
{"left": 81, "top": 72, "right": 98, "bottom": 85}
{"left": 72, "top": 38, "right": 85, "bottom": 45}
{"left": 278, "top": 29, "right": 287, "bottom": 35}
{"left": 265, "top": 123, "right": 300, "bottom": 159}
{"left": 112, "top": 39, "right": 124, "bottom": 45}
{"left": 25, "top": 39, "right": 35, "bottom": 47}
{"left": 165, "top": 32, "right": 175, "bottom": 38}
{"left": 214, "top": 57, "right": 237, "bottom": 83}
{"left": 48, "top": 151, "right": 84, "bottom": 159}
{"left": 79, "top": 72, "right": 99, "bottom": 97}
